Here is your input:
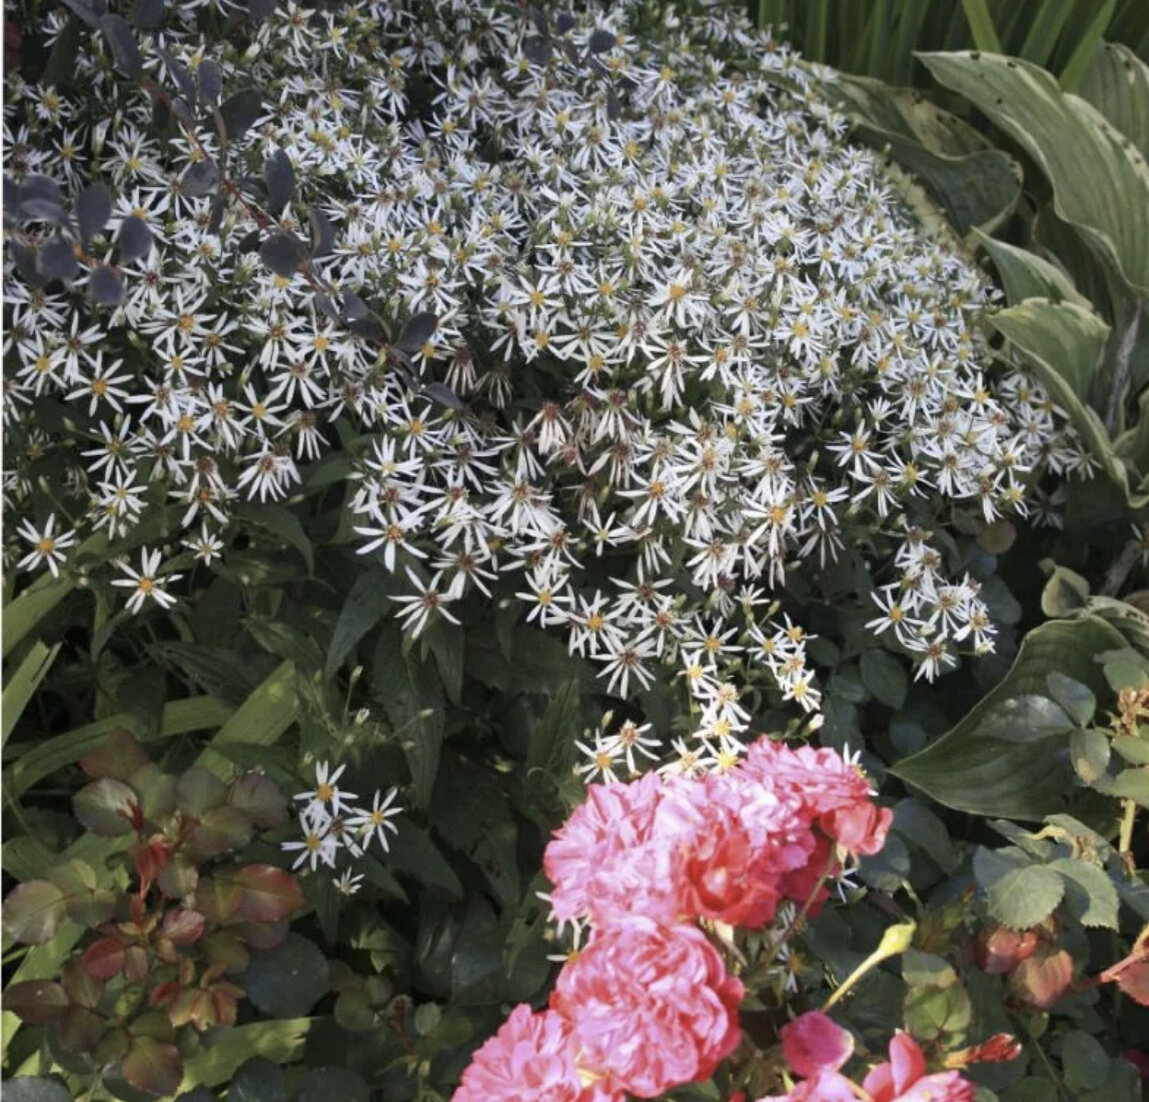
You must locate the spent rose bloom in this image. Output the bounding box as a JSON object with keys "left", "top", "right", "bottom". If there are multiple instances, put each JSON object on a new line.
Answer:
{"left": 450, "top": 1003, "right": 622, "bottom": 1102}
{"left": 863, "top": 1033, "right": 976, "bottom": 1102}
{"left": 552, "top": 916, "right": 744, "bottom": 1098}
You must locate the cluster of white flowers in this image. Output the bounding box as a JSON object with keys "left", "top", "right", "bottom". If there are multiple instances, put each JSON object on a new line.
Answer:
{"left": 4, "top": 0, "right": 1089, "bottom": 768}
{"left": 282, "top": 760, "right": 402, "bottom": 894}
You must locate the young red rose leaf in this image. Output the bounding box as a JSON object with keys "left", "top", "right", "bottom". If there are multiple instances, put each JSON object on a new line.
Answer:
{"left": 84, "top": 937, "right": 128, "bottom": 980}
{"left": 121, "top": 1035, "right": 182, "bottom": 1097}
{"left": 2, "top": 879, "right": 68, "bottom": 944}
{"left": 977, "top": 925, "right": 1039, "bottom": 975}
{"left": 1010, "top": 948, "right": 1074, "bottom": 1009}
{"left": 161, "top": 907, "right": 206, "bottom": 945}
{"left": 1116, "top": 961, "right": 1149, "bottom": 1006}
{"left": 230, "top": 864, "right": 305, "bottom": 923}
{"left": 74, "top": 777, "right": 139, "bottom": 836}
{"left": 133, "top": 836, "right": 173, "bottom": 894}
{"left": 5, "top": 980, "right": 68, "bottom": 1023}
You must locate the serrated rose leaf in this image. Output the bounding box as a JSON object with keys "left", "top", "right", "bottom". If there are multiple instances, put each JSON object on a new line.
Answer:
{"left": 80, "top": 728, "right": 148, "bottom": 780}
{"left": 122, "top": 1035, "right": 183, "bottom": 1097}
{"left": 226, "top": 772, "right": 287, "bottom": 829}
{"left": 74, "top": 777, "right": 139, "bottom": 835}
{"left": 230, "top": 864, "right": 305, "bottom": 922}
{"left": 3, "top": 879, "right": 68, "bottom": 944}
{"left": 175, "top": 765, "right": 227, "bottom": 815}
{"left": 5, "top": 980, "right": 68, "bottom": 1024}
{"left": 1115, "top": 961, "right": 1149, "bottom": 1006}
{"left": 84, "top": 937, "right": 127, "bottom": 980}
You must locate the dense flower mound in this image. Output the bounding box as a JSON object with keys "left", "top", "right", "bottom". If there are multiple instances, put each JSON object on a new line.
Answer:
{"left": 4, "top": 0, "right": 1085, "bottom": 771}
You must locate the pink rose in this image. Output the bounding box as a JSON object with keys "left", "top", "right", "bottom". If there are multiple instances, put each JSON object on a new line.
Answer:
{"left": 543, "top": 773, "right": 680, "bottom": 925}
{"left": 451, "top": 1004, "right": 622, "bottom": 1102}
{"left": 552, "top": 916, "right": 744, "bottom": 1098}
{"left": 863, "top": 1034, "right": 976, "bottom": 1102}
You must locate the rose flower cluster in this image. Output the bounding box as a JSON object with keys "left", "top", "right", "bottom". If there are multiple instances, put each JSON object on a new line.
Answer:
{"left": 451, "top": 735, "right": 894, "bottom": 1102}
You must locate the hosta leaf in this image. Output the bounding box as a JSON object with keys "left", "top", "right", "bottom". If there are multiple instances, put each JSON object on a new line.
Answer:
{"left": 1, "top": 1078, "right": 73, "bottom": 1102}
{"left": 919, "top": 51, "right": 1149, "bottom": 295}
{"left": 229, "top": 1057, "right": 288, "bottom": 1102}
{"left": 890, "top": 616, "right": 1126, "bottom": 818}
{"left": 1049, "top": 858, "right": 1120, "bottom": 929}
{"left": 974, "top": 233, "right": 1090, "bottom": 308}
{"left": 1079, "top": 43, "right": 1149, "bottom": 164}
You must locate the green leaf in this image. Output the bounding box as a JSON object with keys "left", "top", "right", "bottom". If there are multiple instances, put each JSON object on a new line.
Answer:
{"left": 3, "top": 695, "right": 232, "bottom": 801}
{"left": 195, "top": 660, "right": 298, "bottom": 781}
{"left": 958, "top": 0, "right": 1002, "bottom": 52}
{"left": 1099, "top": 765, "right": 1149, "bottom": 806}
{"left": 373, "top": 628, "right": 444, "bottom": 809}
{"left": 175, "top": 766, "right": 227, "bottom": 815}
{"left": 1, "top": 641, "right": 60, "bottom": 747}
{"left": 919, "top": 51, "right": 1149, "bottom": 295}
{"left": 0, "top": 1078, "right": 73, "bottom": 1102}
{"left": 836, "top": 75, "right": 1020, "bottom": 236}
{"left": 1078, "top": 43, "right": 1149, "bottom": 163}
{"left": 974, "top": 233, "right": 1090, "bottom": 308}
{"left": 860, "top": 649, "right": 909, "bottom": 709}
{"left": 1060, "top": 1030, "right": 1112, "bottom": 1090}
{"left": 325, "top": 567, "right": 391, "bottom": 679}
{"left": 1059, "top": 0, "right": 1119, "bottom": 93}
{"left": 975, "top": 847, "right": 1065, "bottom": 929}
{"left": 1049, "top": 858, "right": 1120, "bottom": 928}
{"left": 1045, "top": 671, "right": 1096, "bottom": 725}
{"left": 1070, "top": 728, "right": 1111, "bottom": 784}
{"left": 241, "top": 933, "right": 330, "bottom": 1018}
{"left": 121, "top": 1035, "right": 183, "bottom": 1097}
{"left": 890, "top": 616, "right": 1126, "bottom": 818}
{"left": 904, "top": 980, "right": 972, "bottom": 1044}
{"left": 229, "top": 1057, "right": 288, "bottom": 1102}
{"left": 968, "top": 694, "right": 1073, "bottom": 741}
{"left": 2, "top": 574, "right": 74, "bottom": 658}
{"left": 387, "top": 823, "right": 463, "bottom": 898}
{"left": 240, "top": 504, "right": 314, "bottom": 573}
{"left": 296, "top": 1068, "right": 370, "bottom": 1102}
{"left": 1041, "top": 565, "right": 1091, "bottom": 618}
{"left": 176, "top": 1020, "right": 315, "bottom": 1092}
